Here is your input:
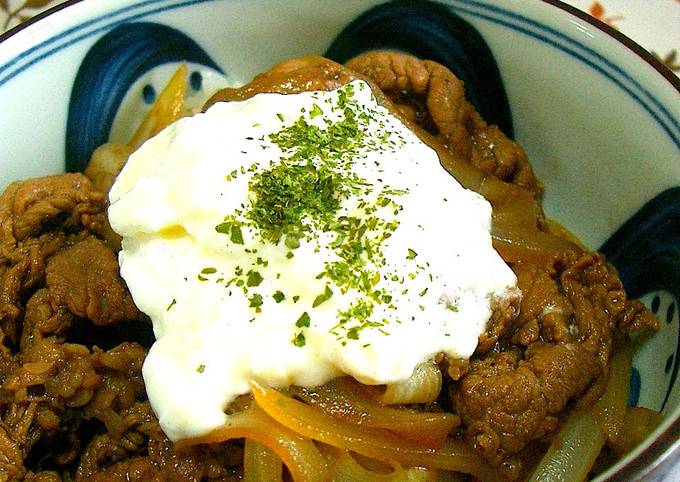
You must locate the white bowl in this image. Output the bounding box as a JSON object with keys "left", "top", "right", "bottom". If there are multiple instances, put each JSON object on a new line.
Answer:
{"left": 0, "top": 0, "right": 678, "bottom": 479}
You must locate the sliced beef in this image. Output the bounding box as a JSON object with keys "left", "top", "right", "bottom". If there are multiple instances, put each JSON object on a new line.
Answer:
{"left": 75, "top": 404, "right": 243, "bottom": 482}
{"left": 618, "top": 299, "right": 659, "bottom": 336}
{"left": 20, "top": 288, "right": 74, "bottom": 351}
{"left": 0, "top": 173, "right": 105, "bottom": 248}
{"left": 0, "top": 173, "right": 105, "bottom": 348}
{"left": 345, "top": 51, "right": 542, "bottom": 198}
{"left": 451, "top": 252, "right": 658, "bottom": 470}
{"left": 453, "top": 344, "right": 599, "bottom": 474}
{"left": 205, "top": 56, "right": 353, "bottom": 107}
{"left": 0, "top": 234, "right": 67, "bottom": 347}
{"left": 24, "top": 471, "right": 62, "bottom": 482}
{"left": 0, "top": 60, "right": 660, "bottom": 481}
{"left": 1, "top": 341, "right": 148, "bottom": 479}
{"left": 511, "top": 261, "right": 573, "bottom": 346}
{"left": 45, "top": 237, "right": 139, "bottom": 326}
{"left": 0, "top": 175, "right": 147, "bottom": 480}
{"left": 0, "top": 419, "right": 27, "bottom": 481}
{"left": 476, "top": 290, "right": 521, "bottom": 353}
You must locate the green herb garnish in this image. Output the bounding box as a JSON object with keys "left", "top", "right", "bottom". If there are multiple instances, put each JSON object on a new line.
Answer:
{"left": 295, "top": 312, "right": 311, "bottom": 328}
{"left": 292, "top": 332, "right": 306, "bottom": 347}
{"left": 247, "top": 161, "right": 342, "bottom": 243}
{"left": 215, "top": 220, "right": 245, "bottom": 245}
{"left": 246, "top": 270, "right": 263, "bottom": 287}
{"left": 312, "top": 285, "right": 334, "bottom": 308}
{"left": 249, "top": 294, "right": 263, "bottom": 309}
{"left": 309, "top": 103, "right": 323, "bottom": 118}
{"left": 230, "top": 225, "right": 244, "bottom": 244}
{"left": 273, "top": 291, "right": 285, "bottom": 303}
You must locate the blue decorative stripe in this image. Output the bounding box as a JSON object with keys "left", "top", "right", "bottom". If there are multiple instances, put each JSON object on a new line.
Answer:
{"left": 445, "top": 1, "right": 680, "bottom": 149}
{"left": 667, "top": 302, "right": 676, "bottom": 324}
{"left": 600, "top": 187, "right": 680, "bottom": 411}
{"left": 325, "top": 0, "right": 514, "bottom": 137}
{"left": 0, "top": 0, "right": 216, "bottom": 86}
{"left": 662, "top": 298, "right": 679, "bottom": 411}
{"left": 64, "top": 22, "right": 223, "bottom": 173}
{"left": 629, "top": 366, "right": 641, "bottom": 406}
{"left": 0, "top": 0, "right": 676, "bottom": 149}
{"left": 455, "top": 0, "right": 680, "bottom": 144}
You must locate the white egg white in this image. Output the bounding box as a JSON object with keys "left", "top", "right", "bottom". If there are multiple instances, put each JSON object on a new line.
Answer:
{"left": 108, "top": 80, "right": 518, "bottom": 441}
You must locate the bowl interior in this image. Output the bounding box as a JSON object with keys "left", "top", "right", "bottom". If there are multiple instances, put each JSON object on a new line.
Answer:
{"left": 0, "top": 0, "right": 678, "bottom": 479}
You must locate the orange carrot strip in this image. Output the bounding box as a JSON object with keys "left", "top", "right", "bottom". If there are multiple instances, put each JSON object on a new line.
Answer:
{"left": 293, "top": 377, "right": 458, "bottom": 448}
{"left": 178, "top": 404, "right": 328, "bottom": 482}
{"left": 251, "top": 382, "right": 496, "bottom": 481}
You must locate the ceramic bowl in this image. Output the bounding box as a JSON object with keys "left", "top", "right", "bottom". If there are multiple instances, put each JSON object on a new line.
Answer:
{"left": 0, "top": 0, "right": 678, "bottom": 479}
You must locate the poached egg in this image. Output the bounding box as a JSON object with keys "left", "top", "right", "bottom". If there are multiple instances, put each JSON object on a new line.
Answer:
{"left": 108, "top": 80, "right": 518, "bottom": 441}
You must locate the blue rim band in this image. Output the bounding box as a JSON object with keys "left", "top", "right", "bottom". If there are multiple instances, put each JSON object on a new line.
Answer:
{"left": 0, "top": 0, "right": 677, "bottom": 150}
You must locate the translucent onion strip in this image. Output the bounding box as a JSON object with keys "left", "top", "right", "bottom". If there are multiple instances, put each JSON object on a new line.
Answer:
{"left": 527, "top": 410, "right": 606, "bottom": 482}
{"left": 591, "top": 346, "right": 633, "bottom": 443}
{"left": 86, "top": 63, "right": 188, "bottom": 196}
{"left": 84, "top": 142, "right": 132, "bottom": 250}
{"left": 243, "top": 439, "right": 283, "bottom": 482}
{"left": 293, "top": 377, "right": 459, "bottom": 447}
{"left": 610, "top": 407, "right": 664, "bottom": 456}
{"left": 490, "top": 224, "right": 577, "bottom": 265}
{"left": 84, "top": 142, "right": 133, "bottom": 194}
{"left": 129, "top": 63, "right": 187, "bottom": 150}
{"left": 251, "top": 381, "right": 496, "bottom": 481}
{"left": 528, "top": 347, "right": 634, "bottom": 481}
{"left": 380, "top": 362, "right": 442, "bottom": 405}
{"left": 328, "top": 447, "right": 435, "bottom": 482}
{"left": 410, "top": 126, "right": 577, "bottom": 264}
{"left": 177, "top": 404, "right": 328, "bottom": 482}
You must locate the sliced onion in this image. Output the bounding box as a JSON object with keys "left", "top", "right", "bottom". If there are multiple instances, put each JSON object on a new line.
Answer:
{"left": 251, "top": 381, "right": 496, "bottom": 481}
{"left": 83, "top": 142, "right": 132, "bottom": 251}
{"left": 591, "top": 346, "right": 633, "bottom": 442}
{"left": 527, "top": 410, "right": 606, "bottom": 482}
{"left": 491, "top": 224, "right": 577, "bottom": 265}
{"left": 84, "top": 142, "right": 132, "bottom": 194}
{"left": 529, "top": 346, "right": 635, "bottom": 481}
{"left": 610, "top": 406, "right": 664, "bottom": 456}
{"left": 129, "top": 63, "right": 187, "bottom": 150}
{"left": 380, "top": 362, "right": 442, "bottom": 405}
{"left": 485, "top": 183, "right": 542, "bottom": 228}
{"left": 85, "top": 64, "right": 187, "bottom": 197}
{"left": 293, "top": 377, "right": 458, "bottom": 447}
{"left": 544, "top": 219, "right": 588, "bottom": 251}
{"left": 328, "top": 447, "right": 435, "bottom": 482}
{"left": 243, "top": 439, "right": 283, "bottom": 482}
{"left": 411, "top": 126, "right": 578, "bottom": 263}
{"left": 177, "top": 404, "right": 328, "bottom": 482}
